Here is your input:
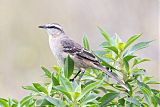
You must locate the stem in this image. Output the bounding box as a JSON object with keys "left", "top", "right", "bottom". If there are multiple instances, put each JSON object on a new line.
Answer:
{"left": 104, "top": 80, "right": 127, "bottom": 92}
{"left": 72, "top": 99, "right": 78, "bottom": 107}
{"left": 118, "top": 50, "right": 128, "bottom": 81}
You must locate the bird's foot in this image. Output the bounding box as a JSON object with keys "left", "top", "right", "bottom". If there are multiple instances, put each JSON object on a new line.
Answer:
{"left": 69, "top": 78, "right": 75, "bottom": 82}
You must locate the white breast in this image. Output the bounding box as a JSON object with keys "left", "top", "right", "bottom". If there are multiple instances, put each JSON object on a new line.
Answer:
{"left": 49, "top": 36, "right": 66, "bottom": 65}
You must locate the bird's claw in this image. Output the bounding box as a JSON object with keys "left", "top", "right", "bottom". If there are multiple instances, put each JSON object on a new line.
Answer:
{"left": 69, "top": 78, "right": 74, "bottom": 82}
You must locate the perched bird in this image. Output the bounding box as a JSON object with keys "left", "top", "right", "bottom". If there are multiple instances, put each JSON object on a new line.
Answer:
{"left": 39, "top": 23, "right": 129, "bottom": 91}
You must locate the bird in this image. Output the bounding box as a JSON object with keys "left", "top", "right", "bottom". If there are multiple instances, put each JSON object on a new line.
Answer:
{"left": 38, "top": 23, "right": 129, "bottom": 91}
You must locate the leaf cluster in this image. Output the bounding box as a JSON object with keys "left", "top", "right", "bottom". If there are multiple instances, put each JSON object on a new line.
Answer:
{"left": 0, "top": 28, "right": 159, "bottom": 107}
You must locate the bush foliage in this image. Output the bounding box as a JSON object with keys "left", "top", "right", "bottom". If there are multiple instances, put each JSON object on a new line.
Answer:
{"left": 0, "top": 28, "right": 160, "bottom": 107}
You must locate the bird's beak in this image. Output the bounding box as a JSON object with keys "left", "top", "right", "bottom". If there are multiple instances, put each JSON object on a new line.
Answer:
{"left": 38, "top": 25, "right": 47, "bottom": 29}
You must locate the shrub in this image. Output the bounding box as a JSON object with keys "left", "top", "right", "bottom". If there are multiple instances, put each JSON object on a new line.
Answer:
{"left": 0, "top": 28, "right": 160, "bottom": 107}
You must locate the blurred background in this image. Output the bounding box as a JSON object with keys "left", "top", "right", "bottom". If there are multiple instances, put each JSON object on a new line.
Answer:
{"left": 0, "top": 0, "right": 159, "bottom": 99}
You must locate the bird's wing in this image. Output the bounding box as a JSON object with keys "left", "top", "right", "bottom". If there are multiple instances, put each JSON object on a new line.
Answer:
{"left": 61, "top": 38, "right": 99, "bottom": 64}
{"left": 60, "top": 38, "right": 129, "bottom": 91}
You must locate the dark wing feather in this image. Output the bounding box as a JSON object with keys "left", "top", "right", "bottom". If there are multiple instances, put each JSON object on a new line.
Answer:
{"left": 76, "top": 49, "right": 99, "bottom": 63}
{"left": 61, "top": 38, "right": 99, "bottom": 63}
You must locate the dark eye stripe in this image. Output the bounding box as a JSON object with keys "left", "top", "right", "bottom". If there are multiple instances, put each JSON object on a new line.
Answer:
{"left": 47, "top": 26, "right": 64, "bottom": 32}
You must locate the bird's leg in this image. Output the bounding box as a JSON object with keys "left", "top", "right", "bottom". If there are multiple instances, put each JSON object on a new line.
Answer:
{"left": 77, "top": 69, "right": 85, "bottom": 84}
{"left": 70, "top": 70, "right": 81, "bottom": 82}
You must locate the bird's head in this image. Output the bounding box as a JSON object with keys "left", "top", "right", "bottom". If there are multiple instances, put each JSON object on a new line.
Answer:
{"left": 39, "top": 23, "right": 64, "bottom": 36}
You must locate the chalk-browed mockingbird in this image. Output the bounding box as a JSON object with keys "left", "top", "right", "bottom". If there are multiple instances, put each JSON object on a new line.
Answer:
{"left": 39, "top": 23, "right": 129, "bottom": 91}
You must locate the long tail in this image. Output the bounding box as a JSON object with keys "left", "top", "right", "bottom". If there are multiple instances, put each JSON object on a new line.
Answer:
{"left": 97, "top": 65, "right": 130, "bottom": 91}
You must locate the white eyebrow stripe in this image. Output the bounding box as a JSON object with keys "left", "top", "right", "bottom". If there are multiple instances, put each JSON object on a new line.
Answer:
{"left": 45, "top": 23, "right": 63, "bottom": 31}
{"left": 54, "top": 24, "right": 61, "bottom": 29}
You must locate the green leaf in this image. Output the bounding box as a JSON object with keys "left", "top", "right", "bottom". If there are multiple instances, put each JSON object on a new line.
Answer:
{"left": 94, "top": 51, "right": 118, "bottom": 71}
{"left": 53, "top": 86, "right": 72, "bottom": 100}
{"left": 123, "top": 60, "right": 129, "bottom": 72}
{"left": 125, "top": 97, "right": 142, "bottom": 107}
{"left": 123, "top": 55, "right": 136, "bottom": 72}
{"left": 124, "top": 34, "right": 142, "bottom": 50}
{"left": 22, "top": 85, "right": 38, "bottom": 92}
{"left": 53, "top": 66, "right": 61, "bottom": 73}
{"left": 99, "top": 92, "right": 119, "bottom": 106}
{"left": 83, "top": 35, "right": 90, "bottom": 50}
{"left": 100, "top": 42, "right": 110, "bottom": 48}
{"left": 137, "top": 80, "right": 152, "bottom": 92}
{"left": 36, "top": 99, "right": 53, "bottom": 106}
{"left": 137, "top": 81, "right": 153, "bottom": 104}
{"left": 33, "top": 83, "right": 48, "bottom": 95}
{"left": 44, "top": 96, "right": 65, "bottom": 107}
{"left": 64, "top": 55, "right": 74, "bottom": 79}
{"left": 81, "top": 92, "right": 97, "bottom": 106}
{"left": 103, "top": 46, "right": 119, "bottom": 55}
{"left": 151, "top": 89, "right": 160, "bottom": 95}
{"left": 110, "top": 35, "right": 117, "bottom": 46}
{"left": 88, "top": 104, "right": 100, "bottom": 107}
{"left": 8, "top": 98, "right": 18, "bottom": 106}
{"left": 47, "top": 82, "right": 53, "bottom": 95}
{"left": 151, "top": 96, "right": 158, "bottom": 107}
{"left": 123, "top": 55, "right": 136, "bottom": 61}
{"left": 146, "top": 81, "right": 160, "bottom": 84}
{"left": 117, "top": 42, "right": 125, "bottom": 51}
{"left": 98, "top": 27, "right": 111, "bottom": 42}
{"left": 140, "top": 87, "right": 152, "bottom": 105}
{"left": 142, "top": 103, "right": 149, "bottom": 107}
{"left": 52, "top": 74, "right": 60, "bottom": 86}
{"left": 104, "top": 54, "right": 115, "bottom": 61}
{"left": 77, "top": 80, "right": 103, "bottom": 101}
{"left": 0, "top": 98, "right": 9, "bottom": 107}
{"left": 156, "top": 93, "right": 160, "bottom": 98}
{"left": 59, "top": 76, "right": 73, "bottom": 92}
{"left": 72, "top": 81, "right": 81, "bottom": 93}
{"left": 143, "top": 76, "right": 153, "bottom": 83}
{"left": 152, "top": 95, "right": 160, "bottom": 105}
{"left": 133, "top": 58, "right": 150, "bottom": 67}
{"left": 115, "top": 33, "right": 122, "bottom": 44}
{"left": 138, "top": 58, "right": 150, "bottom": 63}
{"left": 41, "top": 66, "right": 52, "bottom": 78}
{"left": 73, "top": 92, "right": 81, "bottom": 100}
{"left": 118, "top": 98, "right": 125, "bottom": 106}
{"left": 128, "top": 41, "right": 153, "bottom": 54}
{"left": 132, "top": 68, "right": 145, "bottom": 76}
{"left": 20, "top": 95, "right": 34, "bottom": 107}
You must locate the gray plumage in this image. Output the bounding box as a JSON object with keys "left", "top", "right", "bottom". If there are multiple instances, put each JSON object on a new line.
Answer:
{"left": 39, "top": 23, "right": 129, "bottom": 91}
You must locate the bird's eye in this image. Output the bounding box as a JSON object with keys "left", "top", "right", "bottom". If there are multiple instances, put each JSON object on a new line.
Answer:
{"left": 47, "top": 26, "right": 55, "bottom": 28}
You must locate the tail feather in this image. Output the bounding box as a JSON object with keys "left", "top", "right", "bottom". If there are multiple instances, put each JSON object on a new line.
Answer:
{"left": 97, "top": 66, "right": 130, "bottom": 91}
